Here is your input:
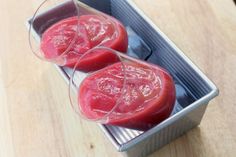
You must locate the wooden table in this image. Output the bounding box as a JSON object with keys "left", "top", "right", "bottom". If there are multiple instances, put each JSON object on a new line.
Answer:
{"left": 0, "top": 0, "right": 235, "bottom": 157}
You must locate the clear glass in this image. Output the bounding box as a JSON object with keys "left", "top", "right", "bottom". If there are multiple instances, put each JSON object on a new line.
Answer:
{"left": 69, "top": 47, "right": 175, "bottom": 130}
{"left": 28, "top": 0, "right": 120, "bottom": 66}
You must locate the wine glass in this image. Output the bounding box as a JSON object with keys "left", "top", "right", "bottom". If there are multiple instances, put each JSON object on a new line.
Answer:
{"left": 69, "top": 47, "right": 176, "bottom": 130}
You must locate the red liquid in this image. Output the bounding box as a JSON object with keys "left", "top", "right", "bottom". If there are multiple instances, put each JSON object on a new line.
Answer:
{"left": 40, "top": 15, "right": 128, "bottom": 70}
{"left": 78, "top": 62, "right": 176, "bottom": 130}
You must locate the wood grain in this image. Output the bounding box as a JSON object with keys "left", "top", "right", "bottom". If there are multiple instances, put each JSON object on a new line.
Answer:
{"left": 0, "top": 0, "right": 235, "bottom": 157}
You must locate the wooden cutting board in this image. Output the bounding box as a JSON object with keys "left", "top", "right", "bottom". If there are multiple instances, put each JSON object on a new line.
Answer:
{"left": 0, "top": 0, "right": 236, "bottom": 157}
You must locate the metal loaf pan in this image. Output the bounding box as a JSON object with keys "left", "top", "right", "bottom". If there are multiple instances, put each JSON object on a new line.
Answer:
{"left": 27, "top": 0, "right": 219, "bottom": 157}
